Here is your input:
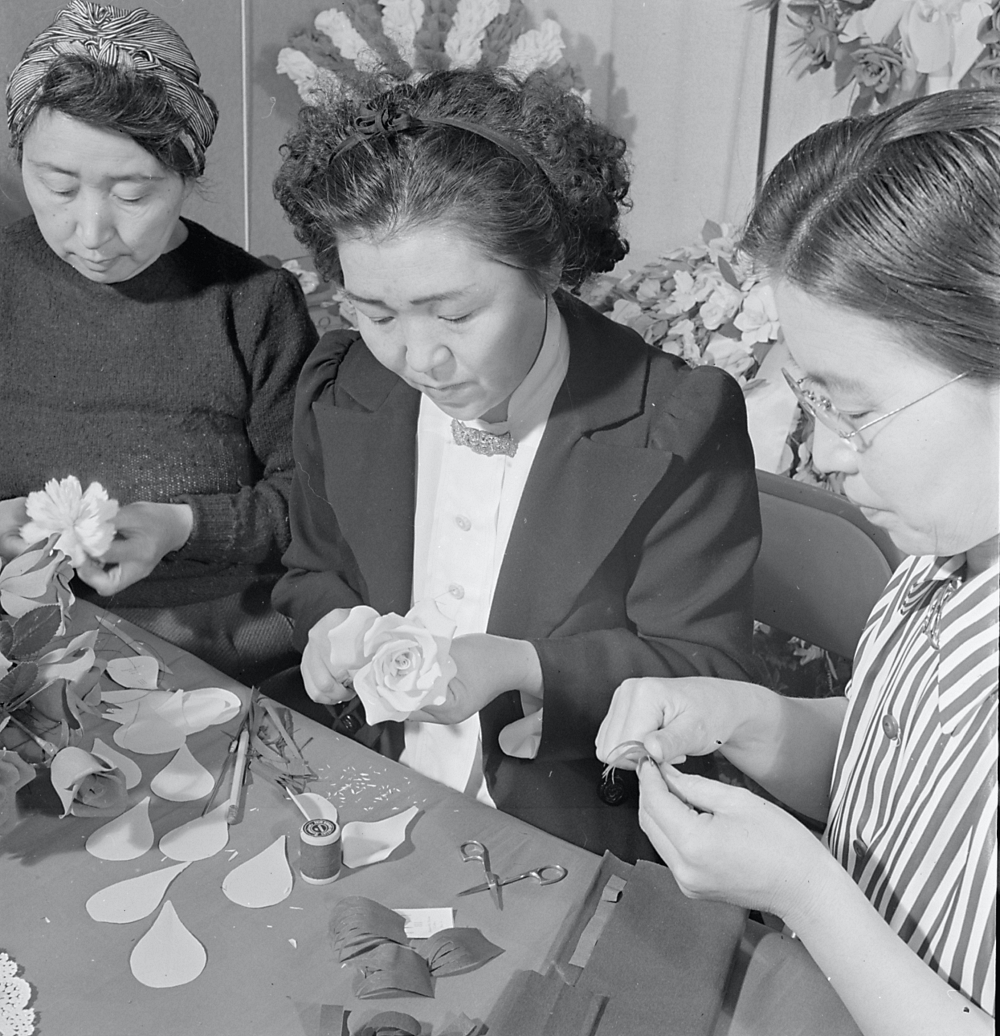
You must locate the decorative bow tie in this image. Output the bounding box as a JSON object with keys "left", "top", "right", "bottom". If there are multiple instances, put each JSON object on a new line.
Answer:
{"left": 451, "top": 419, "right": 517, "bottom": 458}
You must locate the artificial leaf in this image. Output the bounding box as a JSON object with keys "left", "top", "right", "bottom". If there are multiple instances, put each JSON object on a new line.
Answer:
{"left": 0, "top": 663, "right": 38, "bottom": 707}
{"left": 716, "top": 256, "right": 741, "bottom": 290}
{"left": 0, "top": 621, "right": 13, "bottom": 657}
{"left": 11, "top": 606, "right": 62, "bottom": 657}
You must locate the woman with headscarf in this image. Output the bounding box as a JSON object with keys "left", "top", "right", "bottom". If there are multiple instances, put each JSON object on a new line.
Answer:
{"left": 0, "top": 2, "right": 317, "bottom": 686}
{"left": 268, "top": 69, "right": 761, "bottom": 862}
{"left": 598, "top": 89, "right": 998, "bottom": 1031}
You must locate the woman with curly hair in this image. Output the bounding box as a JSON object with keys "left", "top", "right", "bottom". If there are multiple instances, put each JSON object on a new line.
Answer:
{"left": 270, "top": 69, "right": 760, "bottom": 861}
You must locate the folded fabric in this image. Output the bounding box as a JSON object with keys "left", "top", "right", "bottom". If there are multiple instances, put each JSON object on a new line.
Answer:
{"left": 420, "top": 928, "right": 503, "bottom": 977}
{"left": 352, "top": 943, "right": 434, "bottom": 999}
{"left": 350, "top": 1009, "right": 422, "bottom": 1036}
{"left": 330, "top": 897, "right": 409, "bottom": 962}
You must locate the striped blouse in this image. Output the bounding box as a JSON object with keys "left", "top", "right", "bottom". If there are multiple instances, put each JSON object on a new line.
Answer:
{"left": 826, "top": 553, "right": 998, "bottom": 1015}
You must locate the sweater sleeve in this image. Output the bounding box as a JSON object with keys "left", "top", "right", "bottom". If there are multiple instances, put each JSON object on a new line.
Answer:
{"left": 529, "top": 363, "right": 761, "bottom": 761}
{"left": 172, "top": 268, "right": 318, "bottom": 566}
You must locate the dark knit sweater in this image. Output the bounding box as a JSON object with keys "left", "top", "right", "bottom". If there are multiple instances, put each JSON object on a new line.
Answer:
{"left": 0, "top": 216, "right": 317, "bottom": 608}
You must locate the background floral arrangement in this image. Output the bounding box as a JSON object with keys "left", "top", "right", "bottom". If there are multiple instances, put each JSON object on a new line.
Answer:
{"left": 753, "top": 0, "right": 1000, "bottom": 113}
{"left": 277, "top": 0, "right": 581, "bottom": 104}
{"left": 578, "top": 220, "right": 829, "bottom": 486}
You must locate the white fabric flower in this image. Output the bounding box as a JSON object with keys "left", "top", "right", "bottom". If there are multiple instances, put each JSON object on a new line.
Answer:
{"left": 503, "top": 19, "right": 566, "bottom": 76}
{"left": 445, "top": 0, "right": 511, "bottom": 68}
{"left": 20, "top": 476, "right": 118, "bottom": 568}
{"left": 704, "top": 335, "right": 756, "bottom": 379}
{"left": 315, "top": 8, "right": 382, "bottom": 72}
{"left": 379, "top": 0, "right": 424, "bottom": 67}
{"left": 735, "top": 282, "right": 781, "bottom": 344}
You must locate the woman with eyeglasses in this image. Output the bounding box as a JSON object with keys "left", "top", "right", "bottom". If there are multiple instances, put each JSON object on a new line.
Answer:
{"left": 598, "top": 89, "right": 998, "bottom": 1033}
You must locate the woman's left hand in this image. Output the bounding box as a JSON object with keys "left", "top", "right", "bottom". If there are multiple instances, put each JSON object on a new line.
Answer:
{"left": 637, "top": 762, "right": 832, "bottom": 919}
{"left": 410, "top": 633, "right": 543, "bottom": 725}
{"left": 76, "top": 501, "right": 193, "bottom": 595}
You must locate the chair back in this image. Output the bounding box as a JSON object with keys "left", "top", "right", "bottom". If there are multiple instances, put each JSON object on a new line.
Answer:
{"left": 754, "top": 470, "right": 905, "bottom": 660}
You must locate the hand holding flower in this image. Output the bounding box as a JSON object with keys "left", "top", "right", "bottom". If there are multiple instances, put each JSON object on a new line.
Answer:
{"left": 19, "top": 476, "right": 118, "bottom": 567}
{"left": 352, "top": 601, "right": 458, "bottom": 724}
{"left": 301, "top": 605, "right": 379, "bottom": 704}
{"left": 75, "top": 501, "right": 193, "bottom": 595}
{"left": 50, "top": 746, "right": 129, "bottom": 818}
{"left": 409, "top": 633, "right": 543, "bottom": 725}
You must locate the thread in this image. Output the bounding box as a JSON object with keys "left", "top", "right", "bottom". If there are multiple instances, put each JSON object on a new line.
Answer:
{"left": 298, "top": 817, "right": 341, "bottom": 884}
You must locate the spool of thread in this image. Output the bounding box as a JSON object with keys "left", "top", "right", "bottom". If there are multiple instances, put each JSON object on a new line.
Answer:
{"left": 299, "top": 818, "right": 341, "bottom": 884}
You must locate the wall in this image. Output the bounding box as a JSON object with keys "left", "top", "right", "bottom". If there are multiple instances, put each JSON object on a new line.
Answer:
{"left": 0, "top": 0, "right": 848, "bottom": 265}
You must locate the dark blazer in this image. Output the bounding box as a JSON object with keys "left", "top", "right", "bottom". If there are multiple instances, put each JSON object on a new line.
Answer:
{"left": 274, "top": 292, "right": 761, "bottom": 862}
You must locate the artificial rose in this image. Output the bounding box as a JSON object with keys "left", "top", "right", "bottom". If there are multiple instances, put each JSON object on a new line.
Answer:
{"left": 50, "top": 746, "right": 129, "bottom": 818}
{"left": 852, "top": 43, "right": 904, "bottom": 91}
{"left": 704, "top": 336, "right": 756, "bottom": 379}
{"left": 699, "top": 282, "right": 744, "bottom": 331}
{"left": 352, "top": 601, "right": 458, "bottom": 724}
{"left": 735, "top": 282, "right": 781, "bottom": 344}
{"left": 20, "top": 476, "right": 118, "bottom": 568}
{"left": 0, "top": 749, "right": 35, "bottom": 833}
{"left": 324, "top": 605, "right": 381, "bottom": 688}
{"left": 792, "top": 4, "right": 842, "bottom": 70}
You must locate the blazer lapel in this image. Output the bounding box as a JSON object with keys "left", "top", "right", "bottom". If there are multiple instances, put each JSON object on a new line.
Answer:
{"left": 489, "top": 298, "right": 674, "bottom": 640}
{"left": 314, "top": 345, "right": 419, "bottom": 615}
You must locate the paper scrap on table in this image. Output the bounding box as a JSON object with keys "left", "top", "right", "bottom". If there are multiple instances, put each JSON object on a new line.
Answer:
{"left": 106, "top": 655, "right": 160, "bottom": 689}
{"left": 86, "top": 796, "right": 154, "bottom": 861}
{"left": 394, "top": 908, "right": 455, "bottom": 940}
{"left": 112, "top": 702, "right": 187, "bottom": 756}
{"left": 178, "top": 687, "right": 241, "bottom": 732}
{"left": 91, "top": 737, "right": 143, "bottom": 789}
{"left": 222, "top": 835, "right": 293, "bottom": 908}
{"left": 342, "top": 806, "right": 419, "bottom": 869}
{"left": 130, "top": 900, "right": 206, "bottom": 988}
{"left": 159, "top": 802, "right": 230, "bottom": 862}
{"left": 105, "top": 687, "right": 241, "bottom": 737}
{"left": 150, "top": 745, "right": 215, "bottom": 801}
{"left": 294, "top": 791, "right": 339, "bottom": 823}
{"left": 86, "top": 861, "right": 190, "bottom": 924}
{"left": 101, "top": 687, "right": 148, "bottom": 704}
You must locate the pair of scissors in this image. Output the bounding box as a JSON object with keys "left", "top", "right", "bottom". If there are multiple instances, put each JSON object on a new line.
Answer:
{"left": 459, "top": 840, "right": 504, "bottom": 911}
{"left": 458, "top": 858, "right": 568, "bottom": 900}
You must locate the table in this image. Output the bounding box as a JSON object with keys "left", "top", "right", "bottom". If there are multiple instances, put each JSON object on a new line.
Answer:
{"left": 2, "top": 603, "right": 861, "bottom": 1036}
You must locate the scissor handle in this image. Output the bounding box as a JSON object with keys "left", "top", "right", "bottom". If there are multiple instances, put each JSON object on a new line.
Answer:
{"left": 527, "top": 864, "right": 568, "bottom": 886}
{"left": 460, "top": 840, "right": 488, "bottom": 864}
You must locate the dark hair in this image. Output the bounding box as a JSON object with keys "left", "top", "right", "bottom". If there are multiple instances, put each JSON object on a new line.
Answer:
{"left": 11, "top": 53, "right": 214, "bottom": 179}
{"left": 273, "top": 69, "right": 630, "bottom": 292}
{"left": 742, "top": 88, "right": 1000, "bottom": 380}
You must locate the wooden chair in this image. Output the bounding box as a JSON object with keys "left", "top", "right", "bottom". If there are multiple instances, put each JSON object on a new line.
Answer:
{"left": 753, "top": 470, "right": 905, "bottom": 661}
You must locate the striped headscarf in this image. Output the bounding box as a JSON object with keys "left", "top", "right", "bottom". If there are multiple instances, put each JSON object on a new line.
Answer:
{"left": 6, "top": 1, "right": 218, "bottom": 174}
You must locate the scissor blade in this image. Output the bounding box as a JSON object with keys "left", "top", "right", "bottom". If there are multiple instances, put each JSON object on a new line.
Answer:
{"left": 487, "top": 870, "right": 503, "bottom": 911}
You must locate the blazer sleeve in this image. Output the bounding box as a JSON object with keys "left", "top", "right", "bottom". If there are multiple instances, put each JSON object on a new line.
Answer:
{"left": 530, "top": 362, "right": 761, "bottom": 762}
{"left": 271, "top": 331, "right": 367, "bottom": 647}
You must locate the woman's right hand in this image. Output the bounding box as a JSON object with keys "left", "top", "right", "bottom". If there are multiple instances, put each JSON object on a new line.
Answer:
{"left": 300, "top": 608, "right": 357, "bottom": 704}
{"left": 0, "top": 498, "right": 29, "bottom": 560}
{"left": 596, "top": 676, "right": 748, "bottom": 769}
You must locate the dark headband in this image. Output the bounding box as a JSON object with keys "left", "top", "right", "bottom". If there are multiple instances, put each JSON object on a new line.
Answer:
{"left": 332, "top": 101, "right": 540, "bottom": 176}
